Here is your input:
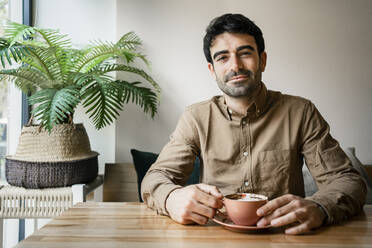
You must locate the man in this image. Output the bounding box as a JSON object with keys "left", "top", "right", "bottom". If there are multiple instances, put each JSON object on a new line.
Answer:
{"left": 141, "top": 13, "right": 366, "bottom": 235}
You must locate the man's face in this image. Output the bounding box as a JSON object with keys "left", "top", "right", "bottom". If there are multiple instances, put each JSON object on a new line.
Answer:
{"left": 208, "top": 32, "right": 267, "bottom": 97}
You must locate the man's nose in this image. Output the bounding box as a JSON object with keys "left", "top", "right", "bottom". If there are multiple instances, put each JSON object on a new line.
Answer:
{"left": 230, "top": 55, "right": 242, "bottom": 71}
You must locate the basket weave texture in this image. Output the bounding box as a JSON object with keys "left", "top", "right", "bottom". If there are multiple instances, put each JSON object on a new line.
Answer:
{"left": 10, "top": 124, "right": 97, "bottom": 162}
{"left": 6, "top": 156, "right": 98, "bottom": 188}
{"left": 6, "top": 124, "right": 98, "bottom": 188}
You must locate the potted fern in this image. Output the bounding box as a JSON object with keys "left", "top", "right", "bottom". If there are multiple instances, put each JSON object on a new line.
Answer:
{"left": 0, "top": 22, "right": 160, "bottom": 188}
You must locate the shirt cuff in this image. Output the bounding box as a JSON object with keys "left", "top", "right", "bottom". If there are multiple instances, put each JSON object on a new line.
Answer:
{"left": 306, "top": 197, "right": 332, "bottom": 225}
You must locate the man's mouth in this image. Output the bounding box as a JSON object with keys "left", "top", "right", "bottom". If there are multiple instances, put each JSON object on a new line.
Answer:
{"left": 224, "top": 69, "right": 253, "bottom": 83}
{"left": 227, "top": 75, "right": 249, "bottom": 83}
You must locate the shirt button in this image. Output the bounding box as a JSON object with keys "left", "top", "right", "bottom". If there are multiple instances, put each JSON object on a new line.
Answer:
{"left": 242, "top": 120, "right": 246, "bottom": 125}
{"left": 244, "top": 181, "right": 249, "bottom": 186}
{"left": 243, "top": 151, "right": 248, "bottom": 156}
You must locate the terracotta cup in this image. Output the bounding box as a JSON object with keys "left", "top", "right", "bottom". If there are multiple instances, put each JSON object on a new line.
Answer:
{"left": 223, "top": 193, "right": 268, "bottom": 226}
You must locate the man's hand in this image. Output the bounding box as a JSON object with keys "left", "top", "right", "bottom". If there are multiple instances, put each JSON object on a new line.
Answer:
{"left": 256, "top": 194, "right": 326, "bottom": 235}
{"left": 165, "top": 184, "right": 224, "bottom": 225}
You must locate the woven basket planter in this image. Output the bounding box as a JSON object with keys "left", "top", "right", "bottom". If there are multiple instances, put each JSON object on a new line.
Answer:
{"left": 5, "top": 124, "right": 99, "bottom": 189}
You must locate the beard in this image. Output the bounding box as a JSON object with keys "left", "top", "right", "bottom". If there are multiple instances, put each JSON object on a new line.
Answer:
{"left": 215, "top": 68, "right": 261, "bottom": 97}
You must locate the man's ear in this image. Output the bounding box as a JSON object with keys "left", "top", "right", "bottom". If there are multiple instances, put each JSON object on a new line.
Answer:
{"left": 208, "top": 63, "right": 216, "bottom": 80}
{"left": 259, "top": 51, "right": 267, "bottom": 72}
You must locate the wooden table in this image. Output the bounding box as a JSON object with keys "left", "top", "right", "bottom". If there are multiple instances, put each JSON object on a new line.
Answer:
{"left": 16, "top": 202, "right": 372, "bottom": 248}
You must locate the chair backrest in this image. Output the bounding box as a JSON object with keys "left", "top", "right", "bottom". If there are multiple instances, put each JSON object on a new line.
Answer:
{"left": 103, "top": 163, "right": 139, "bottom": 202}
{"left": 130, "top": 149, "right": 200, "bottom": 201}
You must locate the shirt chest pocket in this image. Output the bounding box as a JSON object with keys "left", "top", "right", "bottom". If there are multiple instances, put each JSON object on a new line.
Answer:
{"left": 256, "top": 149, "right": 293, "bottom": 198}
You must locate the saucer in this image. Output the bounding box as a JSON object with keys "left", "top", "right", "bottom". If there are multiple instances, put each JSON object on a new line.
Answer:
{"left": 212, "top": 210, "right": 271, "bottom": 233}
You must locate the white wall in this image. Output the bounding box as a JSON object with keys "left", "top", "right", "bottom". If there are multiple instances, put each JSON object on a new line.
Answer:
{"left": 33, "top": 0, "right": 117, "bottom": 173}
{"left": 115, "top": 0, "right": 372, "bottom": 164}
{"left": 29, "top": 0, "right": 372, "bottom": 165}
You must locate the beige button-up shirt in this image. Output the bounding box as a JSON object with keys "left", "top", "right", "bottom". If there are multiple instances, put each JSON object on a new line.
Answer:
{"left": 141, "top": 82, "right": 366, "bottom": 224}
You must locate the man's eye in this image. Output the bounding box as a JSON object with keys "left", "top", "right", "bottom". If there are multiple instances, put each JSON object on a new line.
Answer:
{"left": 240, "top": 52, "right": 252, "bottom": 56}
{"left": 217, "top": 56, "right": 228, "bottom": 62}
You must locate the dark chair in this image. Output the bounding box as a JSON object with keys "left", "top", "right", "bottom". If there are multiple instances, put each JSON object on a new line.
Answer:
{"left": 130, "top": 149, "right": 200, "bottom": 202}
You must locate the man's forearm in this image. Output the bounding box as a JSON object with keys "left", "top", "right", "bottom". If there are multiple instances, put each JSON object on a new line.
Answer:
{"left": 307, "top": 171, "right": 367, "bottom": 224}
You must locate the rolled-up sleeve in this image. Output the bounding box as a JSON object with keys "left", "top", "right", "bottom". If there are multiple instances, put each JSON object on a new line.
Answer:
{"left": 141, "top": 108, "right": 200, "bottom": 215}
{"left": 301, "top": 101, "right": 367, "bottom": 224}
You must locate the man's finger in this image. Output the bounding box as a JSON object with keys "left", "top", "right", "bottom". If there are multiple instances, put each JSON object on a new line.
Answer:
{"left": 189, "top": 212, "right": 209, "bottom": 225}
{"left": 257, "top": 194, "right": 297, "bottom": 216}
{"left": 194, "top": 184, "right": 224, "bottom": 209}
{"left": 190, "top": 200, "right": 216, "bottom": 219}
{"left": 195, "top": 190, "right": 224, "bottom": 209}
{"left": 257, "top": 200, "right": 296, "bottom": 227}
{"left": 285, "top": 222, "right": 312, "bottom": 235}
{"left": 258, "top": 198, "right": 301, "bottom": 223}
{"left": 197, "top": 184, "right": 223, "bottom": 198}
{"left": 270, "top": 211, "right": 305, "bottom": 227}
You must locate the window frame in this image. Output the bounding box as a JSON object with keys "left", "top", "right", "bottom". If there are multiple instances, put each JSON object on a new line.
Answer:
{"left": 4, "top": 0, "right": 32, "bottom": 244}
{"left": 21, "top": 0, "right": 31, "bottom": 126}
{"left": 19, "top": 0, "right": 32, "bottom": 241}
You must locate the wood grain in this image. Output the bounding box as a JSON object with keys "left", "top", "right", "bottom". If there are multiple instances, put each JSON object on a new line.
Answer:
{"left": 16, "top": 202, "right": 372, "bottom": 248}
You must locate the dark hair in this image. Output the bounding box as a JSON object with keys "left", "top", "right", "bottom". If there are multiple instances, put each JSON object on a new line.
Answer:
{"left": 203, "top": 13, "right": 265, "bottom": 64}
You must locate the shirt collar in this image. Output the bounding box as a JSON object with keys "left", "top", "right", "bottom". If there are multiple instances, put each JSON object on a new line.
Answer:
{"left": 215, "top": 95, "right": 232, "bottom": 120}
{"left": 216, "top": 82, "right": 268, "bottom": 120}
{"left": 253, "top": 82, "right": 268, "bottom": 117}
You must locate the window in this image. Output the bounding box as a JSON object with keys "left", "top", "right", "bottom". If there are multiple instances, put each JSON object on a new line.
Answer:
{"left": 0, "top": 0, "right": 30, "bottom": 185}
{"left": 0, "top": 0, "right": 9, "bottom": 183}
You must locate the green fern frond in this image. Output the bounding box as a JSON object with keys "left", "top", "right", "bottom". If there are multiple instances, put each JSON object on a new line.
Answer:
{"left": 35, "top": 28, "right": 71, "bottom": 48}
{"left": 116, "top": 32, "right": 142, "bottom": 50}
{"left": 60, "top": 48, "right": 86, "bottom": 83}
{"left": 80, "top": 75, "right": 123, "bottom": 129}
{"left": 69, "top": 72, "right": 93, "bottom": 87}
{"left": 81, "top": 40, "right": 119, "bottom": 71}
{"left": 0, "top": 38, "right": 29, "bottom": 67}
{"left": 73, "top": 40, "right": 148, "bottom": 73}
{"left": 35, "top": 28, "right": 72, "bottom": 82}
{"left": 115, "top": 80, "right": 158, "bottom": 118}
{"left": 0, "top": 67, "right": 51, "bottom": 94}
{"left": 21, "top": 46, "right": 62, "bottom": 82}
{"left": 94, "top": 63, "right": 161, "bottom": 95}
{"left": 72, "top": 42, "right": 119, "bottom": 73}
{"left": 114, "top": 32, "right": 149, "bottom": 66}
{"left": 5, "top": 22, "right": 38, "bottom": 47}
{"left": 29, "top": 85, "right": 81, "bottom": 131}
{"left": 5, "top": 22, "right": 73, "bottom": 82}
{"left": 22, "top": 39, "right": 48, "bottom": 48}
{"left": 5, "top": 21, "right": 70, "bottom": 48}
